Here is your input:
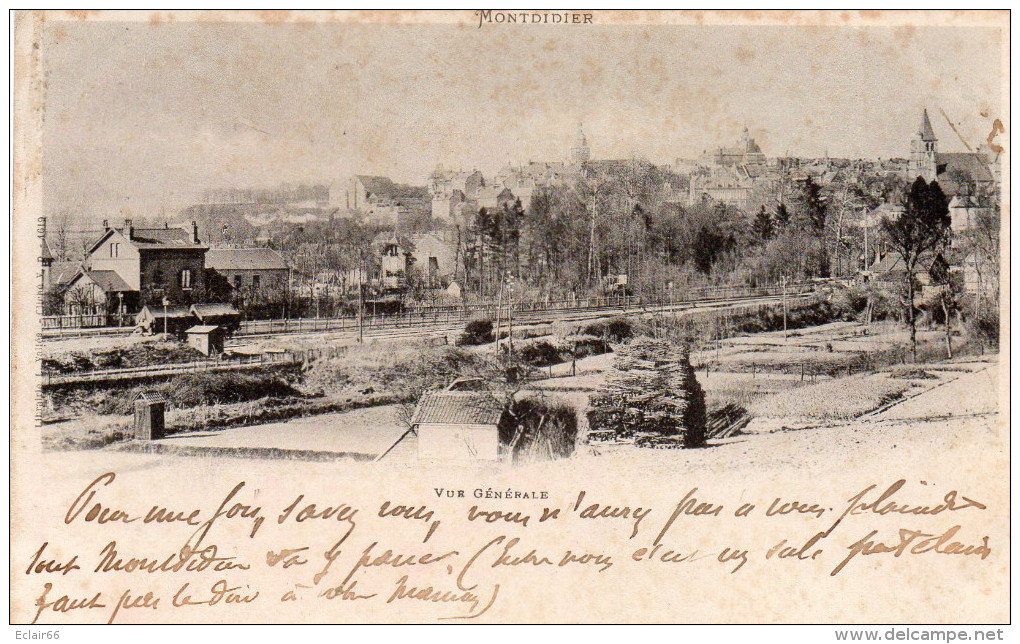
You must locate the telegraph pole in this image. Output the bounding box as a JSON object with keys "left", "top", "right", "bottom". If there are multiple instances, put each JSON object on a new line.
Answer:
{"left": 507, "top": 275, "right": 514, "bottom": 356}
{"left": 781, "top": 276, "right": 788, "bottom": 341}
{"left": 358, "top": 258, "right": 365, "bottom": 343}
{"left": 494, "top": 278, "right": 503, "bottom": 355}
{"left": 588, "top": 193, "right": 596, "bottom": 283}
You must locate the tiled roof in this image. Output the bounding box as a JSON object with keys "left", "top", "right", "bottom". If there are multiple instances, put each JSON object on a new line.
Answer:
{"left": 937, "top": 153, "right": 994, "bottom": 183}
{"left": 411, "top": 392, "right": 506, "bottom": 427}
{"left": 186, "top": 325, "right": 221, "bottom": 333}
{"left": 191, "top": 303, "right": 240, "bottom": 319}
{"left": 356, "top": 176, "right": 429, "bottom": 200}
{"left": 84, "top": 269, "right": 133, "bottom": 293}
{"left": 68, "top": 268, "right": 133, "bottom": 292}
{"left": 124, "top": 227, "right": 207, "bottom": 250}
{"left": 88, "top": 226, "right": 207, "bottom": 254}
{"left": 206, "top": 248, "right": 287, "bottom": 271}
{"left": 869, "top": 252, "right": 905, "bottom": 274}
{"left": 139, "top": 305, "right": 192, "bottom": 319}
{"left": 50, "top": 261, "right": 82, "bottom": 286}
{"left": 741, "top": 163, "right": 769, "bottom": 179}
{"left": 868, "top": 251, "right": 943, "bottom": 275}
{"left": 41, "top": 237, "right": 53, "bottom": 261}
{"left": 356, "top": 175, "right": 397, "bottom": 195}
{"left": 949, "top": 195, "right": 983, "bottom": 209}
{"left": 861, "top": 203, "right": 903, "bottom": 227}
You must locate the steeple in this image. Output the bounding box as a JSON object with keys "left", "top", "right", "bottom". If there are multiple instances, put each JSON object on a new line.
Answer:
{"left": 910, "top": 108, "right": 938, "bottom": 181}
{"left": 570, "top": 122, "right": 591, "bottom": 165}
{"left": 918, "top": 109, "right": 937, "bottom": 142}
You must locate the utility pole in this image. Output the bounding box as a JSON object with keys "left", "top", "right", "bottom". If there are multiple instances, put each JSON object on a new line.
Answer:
{"left": 588, "top": 192, "right": 597, "bottom": 283}
{"left": 494, "top": 277, "right": 503, "bottom": 355}
{"left": 781, "top": 276, "right": 788, "bottom": 341}
{"left": 358, "top": 255, "right": 365, "bottom": 343}
{"left": 507, "top": 275, "right": 514, "bottom": 357}
{"left": 863, "top": 214, "right": 869, "bottom": 272}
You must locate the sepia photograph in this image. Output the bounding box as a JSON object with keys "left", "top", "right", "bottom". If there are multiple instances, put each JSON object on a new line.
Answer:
{"left": 9, "top": 9, "right": 1010, "bottom": 629}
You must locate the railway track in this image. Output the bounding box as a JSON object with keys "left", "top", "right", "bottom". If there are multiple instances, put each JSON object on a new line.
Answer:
{"left": 43, "top": 292, "right": 812, "bottom": 386}
{"left": 227, "top": 292, "right": 809, "bottom": 347}
{"left": 41, "top": 285, "right": 817, "bottom": 342}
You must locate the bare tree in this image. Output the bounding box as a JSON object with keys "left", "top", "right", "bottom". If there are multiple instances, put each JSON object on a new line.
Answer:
{"left": 881, "top": 177, "right": 950, "bottom": 361}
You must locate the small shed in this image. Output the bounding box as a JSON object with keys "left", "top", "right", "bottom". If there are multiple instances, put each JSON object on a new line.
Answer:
{"left": 135, "top": 305, "right": 192, "bottom": 336}
{"left": 133, "top": 391, "right": 167, "bottom": 440}
{"left": 186, "top": 325, "right": 226, "bottom": 356}
{"left": 411, "top": 391, "right": 508, "bottom": 461}
{"left": 190, "top": 303, "right": 241, "bottom": 333}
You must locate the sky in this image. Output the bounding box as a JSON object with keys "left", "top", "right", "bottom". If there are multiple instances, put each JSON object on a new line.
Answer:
{"left": 37, "top": 17, "right": 1004, "bottom": 222}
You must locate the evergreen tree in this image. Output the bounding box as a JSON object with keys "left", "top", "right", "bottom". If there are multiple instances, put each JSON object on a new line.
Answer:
{"left": 800, "top": 176, "right": 828, "bottom": 232}
{"left": 774, "top": 202, "right": 791, "bottom": 227}
{"left": 752, "top": 205, "right": 774, "bottom": 242}
{"left": 587, "top": 337, "right": 706, "bottom": 446}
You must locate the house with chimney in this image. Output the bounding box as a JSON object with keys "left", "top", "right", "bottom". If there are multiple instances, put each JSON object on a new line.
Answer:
{"left": 61, "top": 218, "right": 208, "bottom": 315}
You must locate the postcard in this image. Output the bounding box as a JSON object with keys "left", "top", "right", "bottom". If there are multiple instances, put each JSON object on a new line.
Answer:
{"left": 10, "top": 9, "right": 1009, "bottom": 625}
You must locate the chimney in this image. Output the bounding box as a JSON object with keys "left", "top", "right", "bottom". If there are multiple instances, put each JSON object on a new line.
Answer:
{"left": 192, "top": 220, "right": 200, "bottom": 243}
{"left": 102, "top": 219, "right": 109, "bottom": 231}
{"left": 124, "top": 218, "right": 133, "bottom": 239}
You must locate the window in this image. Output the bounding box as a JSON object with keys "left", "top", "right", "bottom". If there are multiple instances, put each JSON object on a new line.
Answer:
{"left": 233, "top": 275, "right": 243, "bottom": 289}
{"left": 252, "top": 274, "right": 260, "bottom": 290}
{"left": 109, "top": 242, "right": 120, "bottom": 258}
{"left": 180, "top": 269, "right": 192, "bottom": 289}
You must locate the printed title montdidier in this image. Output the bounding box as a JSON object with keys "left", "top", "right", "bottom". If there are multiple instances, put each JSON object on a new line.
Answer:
{"left": 477, "top": 10, "right": 593, "bottom": 28}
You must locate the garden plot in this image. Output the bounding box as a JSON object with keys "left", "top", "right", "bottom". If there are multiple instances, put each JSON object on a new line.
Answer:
{"left": 746, "top": 372, "right": 912, "bottom": 423}
{"left": 699, "top": 322, "right": 944, "bottom": 377}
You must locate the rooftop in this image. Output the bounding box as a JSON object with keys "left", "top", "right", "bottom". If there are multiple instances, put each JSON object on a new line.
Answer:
{"left": 191, "top": 303, "right": 240, "bottom": 318}
{"left": 410, "top": 392, "right": 507, "bottom": 426}
{"left": 82, "top": 269, "right": 133, "bottom": 293}
{"left": 206, "top": 247, "right": 288, "bottom": 271}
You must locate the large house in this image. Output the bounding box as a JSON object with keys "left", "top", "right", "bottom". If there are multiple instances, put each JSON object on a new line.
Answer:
{"left": 688, "top": 165, "right": 753, "bottom": 210}
{"left": 205, "top": 247, "right": 289, "bottom": 303}
{"left": 62, "top": 219, "right": 208, "bottom": 315}
{"left": 340, "top": 175, "right": 430, "bottom": 225}
{"left": 949, "top": 194, "right": 992, "bottom": 240}
{"left": 429, "top": 168, "right": 485, "bottom": 223}
{"left": 700, "top": 126, "right": 767, "bottom": 167}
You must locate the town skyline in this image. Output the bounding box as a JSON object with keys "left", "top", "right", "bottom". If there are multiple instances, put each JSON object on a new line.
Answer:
{"left": 40, "top": 19, "right": 1002, "bottom": 221}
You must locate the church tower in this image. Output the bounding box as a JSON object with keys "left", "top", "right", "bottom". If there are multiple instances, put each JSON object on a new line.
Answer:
{"left": 910, "top": 109, "right": 938, "bottom": 182}
{"left": 570, "top": 122, "right": 591, "bottom": 165}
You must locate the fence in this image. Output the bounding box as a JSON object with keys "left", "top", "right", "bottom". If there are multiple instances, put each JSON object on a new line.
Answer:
{"left": 40, "top": 350, "right": 300, "bottom": 386}
{"left": 236, "top": 282, "right": 815, "bottom": 337}
{"left": 41, "top": 312, "right": 135, "bottom": 330}
{"left": 39, "top": 282, "right": 816, "bottom": 338}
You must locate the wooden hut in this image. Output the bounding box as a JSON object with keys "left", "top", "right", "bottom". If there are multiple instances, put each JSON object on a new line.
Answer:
{"left": 411, "top": 391, "right": 507, "bottom": 461}
{"left": 135, "top": 305, "right": 193, "bottom": 336}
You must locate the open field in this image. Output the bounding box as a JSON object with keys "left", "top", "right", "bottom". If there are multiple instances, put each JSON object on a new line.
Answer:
{"left": 41, "top": 304, "right": 998, "bottom": 460}
{"left": 41, "top": 358, "right": 1001, "bottom": 477}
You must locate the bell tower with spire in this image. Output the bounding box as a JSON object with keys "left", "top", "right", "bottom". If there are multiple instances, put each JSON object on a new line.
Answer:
{"left": 910, "top": 109, "right": 938, "bottom": 182}
{"left": 570, "top": 122, "right": 591, "bottom": 166}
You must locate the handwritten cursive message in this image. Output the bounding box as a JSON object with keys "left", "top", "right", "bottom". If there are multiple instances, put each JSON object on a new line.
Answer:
{"left": 20, "top": 472, "right": 993, "bottom": 624}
